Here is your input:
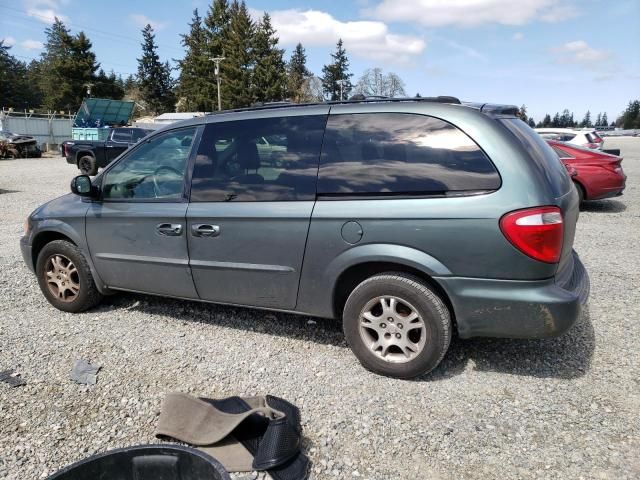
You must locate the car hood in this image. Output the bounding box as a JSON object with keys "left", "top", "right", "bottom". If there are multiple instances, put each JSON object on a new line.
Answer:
{"left": 8, "top": 135, "right": 37, "bottom": 145}
{"left": 32, "top": 193, "right": 90, "bottom": 219}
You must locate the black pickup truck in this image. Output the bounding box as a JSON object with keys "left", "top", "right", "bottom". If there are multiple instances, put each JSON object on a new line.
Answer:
{"left": 61, "top": 127, "right": 153, "bottom": 175}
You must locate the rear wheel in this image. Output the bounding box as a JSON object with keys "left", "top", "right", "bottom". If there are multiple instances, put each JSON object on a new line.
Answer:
{"left": 343, "top": 273, "right": 451, "bottom": 378}
{"left": 36, "top": 240, "right": 103, "bottom": 312}
{"left": 78, "top": 155, "right": 98, "bottom": 176}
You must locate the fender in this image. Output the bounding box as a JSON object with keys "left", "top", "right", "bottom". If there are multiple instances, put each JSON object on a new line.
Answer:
{"left": 31, "top": 220, "right": 111, "bottom": 295}
{"left": 325, "top": 243, "right": 452, "bottom": 280}
{"left": 296, "top": 243, "right": 451, "bottom": 318}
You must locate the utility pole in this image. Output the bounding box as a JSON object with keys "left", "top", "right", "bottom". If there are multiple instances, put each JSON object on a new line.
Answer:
{"left": 210, "top": 57, "right": 225, "bottom": 111}
{"left": 337, "top": 79, "right": 345, "bottom": 101}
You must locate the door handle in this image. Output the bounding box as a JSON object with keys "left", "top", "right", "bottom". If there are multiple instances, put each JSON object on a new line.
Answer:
{"left": 156, "top": 223, "right": 183, "bottom": 236}
{"left": 191, "top": 224, "right": 220, "bottom": 237}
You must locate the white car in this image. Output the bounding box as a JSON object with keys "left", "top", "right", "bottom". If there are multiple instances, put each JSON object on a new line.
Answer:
{"left": 535, "top": 128, "right": 604, "bottom": 150}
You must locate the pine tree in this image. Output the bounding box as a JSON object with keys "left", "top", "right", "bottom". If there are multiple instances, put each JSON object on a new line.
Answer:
{"left": 321, "top": 39, "right": 353, "bottom": 101}
{"left": 137, "top": 24, "right": 175, "bottom": 115}
{"left": 287, "top": 43, "right": 310, "bottom": 102}
{"left": 0, "top": 40, "right": 39, "bottom": 109}
{"left": 542, "top": 114, "right": 551, "bottom": 127}
{"left": 601, "top": 112, "right": 608, "bottom": 127}
{"left": 223, "top": 1, "right": 254, "bottom": 109}
{"left": 552, "top": 112, "right": 560, "bottom": 127}
{"left": 92, "top": 69, "right": 125, "bottom": 100}
{"left": 527, "top": 117, "right": 535, "bottom": 128}
{"left": 519, "top": 104, "right": 528, "bottom": 122}
{"left": 39, "top": 18, "right": 76, "bottom": 111}
{"left": 252, "top": 13, "right": 286, "bottom": 103}
{"left": 176, "top": 9, "right": 210, "bottom": 111}
{"left": 594, "top": 112, "right": 602, "bottom": 127}
{"left": 580, "top": 110, "right": 592, "bottom": 128}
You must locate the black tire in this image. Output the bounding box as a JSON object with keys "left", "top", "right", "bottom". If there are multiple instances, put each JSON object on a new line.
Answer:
{"left": 343, "top": 273, "right": 451, "bottom": 379}
{"left": 78, "top": 155, "right": 98, "bottom": 176}
{"left": 574, "top": 181, "right": 585, "bottom": 205}
{"left": 36, "top": 240, "right": 103, "bottom": 313}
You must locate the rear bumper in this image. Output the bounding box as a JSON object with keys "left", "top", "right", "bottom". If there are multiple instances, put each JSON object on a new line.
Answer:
{"left": 435, "top": 252, "right": 589, "bottom": 339}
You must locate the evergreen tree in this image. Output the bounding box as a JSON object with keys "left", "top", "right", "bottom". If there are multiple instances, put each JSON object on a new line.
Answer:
{"left": 137, "top": 24, "right": 175, "bottom": 115}
{"left": 287, "top": 43, "right": 310, "bottom": 102}
{"left": 580, "top": 110, "right": 592, "bottom": 128}
{"left": 321, "top": 39, "right": 353, "bottom": 101}
{"left": 527, "top": 117, "right": 535, "bottom": 128}
{"left": 252, "top": 12, "right": 286, "bottom": 103}
{"left": 560, "top": 109, "right": 572, "bottom": 128}
{"left": 0, "top": 40, "right": 39, "bottom": 109}
{"left": 176, "top": 9, "right": 210, "bottom": 111}
{"left": 542, "top": 114, "right": 551, "bottom": 127}
{"left": 601, "top": 112, "right": 608, "bottom": 126}
{"left": 223, "top": 1, "right": 254, "bottom": 109}
{"left": 551, "top": 112, "right": 560, "bottom": 127}
{"left": 619, "top": 100, "right": 640, "bottom": 129}
{"left": 39, "top": 18, "right": 85, "bottom": 111}
{"left": 594, "top": 112, "right": 602, "bottom": 127}
{"left": 92, "top": 69, "right": 125, "bottom": 99}
{"left": 518, "top": 104, "right": 528, "bottom": 122}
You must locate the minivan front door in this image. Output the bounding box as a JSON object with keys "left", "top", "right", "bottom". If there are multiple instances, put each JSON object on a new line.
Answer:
{"left": 186, "top": 113, "right": 328, "bottom": 309}
{"left": 86, "top": 126, "right": 199, "bottom": 298}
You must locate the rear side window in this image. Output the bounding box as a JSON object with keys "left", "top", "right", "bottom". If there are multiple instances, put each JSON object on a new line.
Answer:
{"left": 317, "top": 113, "right": 500, "bottom": 196}
{"left": 190, "top": 115, "right": 326, "bottom": 202}
{"left": 111, "top": 130, "right": 132, "bottom": 143}
{"left": 501, "top": 119, "right": 571, "bottom": 197}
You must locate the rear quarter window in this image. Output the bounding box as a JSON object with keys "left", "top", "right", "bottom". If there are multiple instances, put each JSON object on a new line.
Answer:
{"left": 501, "top": 119, "right": 572, "bottom": 197}
{"left": 317, "top": 113, "right": 500, "bottom": 196}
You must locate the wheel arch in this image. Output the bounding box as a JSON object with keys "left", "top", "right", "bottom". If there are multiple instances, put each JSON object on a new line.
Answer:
{"left": 30, "top": 227, "right": 111, "bottom": 295}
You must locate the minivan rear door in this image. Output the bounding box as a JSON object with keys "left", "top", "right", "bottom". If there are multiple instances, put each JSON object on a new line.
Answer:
{"left": 186, "top": 110, "right": 328, "bottom": 309}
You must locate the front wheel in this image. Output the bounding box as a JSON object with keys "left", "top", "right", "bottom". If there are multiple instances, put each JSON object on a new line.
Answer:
{"left": 343, "top": 273, "right": 452, "bottom": 379}
{"left": 36, "top": 240, "right": 103, "bottom": 313}
{"left": 78, "top": 155, "right": 98, "bottom": 176}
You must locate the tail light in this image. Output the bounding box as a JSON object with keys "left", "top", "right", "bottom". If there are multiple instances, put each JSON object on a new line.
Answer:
{"left": 500, "top": 206, "right": 564, "bottom": 263}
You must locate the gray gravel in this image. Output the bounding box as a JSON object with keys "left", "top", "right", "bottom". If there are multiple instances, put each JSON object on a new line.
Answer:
{"left": 1, "top": 139, "right": 639, "bottom": 479}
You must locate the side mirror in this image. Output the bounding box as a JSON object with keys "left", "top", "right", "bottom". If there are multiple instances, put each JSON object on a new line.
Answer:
{"left": 70, "top": 175, "right": 95, "bottom": 197}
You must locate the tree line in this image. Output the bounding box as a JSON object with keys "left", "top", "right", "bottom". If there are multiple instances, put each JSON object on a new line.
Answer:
{"left": 0, "top": 0, "right": 407, "bottom": 116}
{"left": 1, "top": 0, "right": 636, "bottom": 126}
{"left": 519, "top": 102, "right": 640, "bottom": 130}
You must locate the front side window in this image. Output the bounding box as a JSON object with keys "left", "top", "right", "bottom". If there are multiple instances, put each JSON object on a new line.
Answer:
{"left": 317, "top": 113, "right": 500, "bottom": 195}
{"left": 190, "top": 115, "right": 326, "bottom": 202}
{"left": 102, "top": 127, "right": 196, "bottom": 200}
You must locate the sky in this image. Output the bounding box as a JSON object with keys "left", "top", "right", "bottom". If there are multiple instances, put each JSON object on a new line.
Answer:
{"left": 1, "top": 0, "right": 639, "bottom": 122}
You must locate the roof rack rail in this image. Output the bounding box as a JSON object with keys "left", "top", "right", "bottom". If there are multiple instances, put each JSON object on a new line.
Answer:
{"left": 208, "top": 95, "right": 462, "bottom": 115}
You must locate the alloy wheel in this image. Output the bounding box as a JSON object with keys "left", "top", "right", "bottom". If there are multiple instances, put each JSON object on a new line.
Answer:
{"left": 45, "top": 254, "right": 80, "bottom": 302}
{"left": 358, "top": 295, "right": 427, "bottom": 363}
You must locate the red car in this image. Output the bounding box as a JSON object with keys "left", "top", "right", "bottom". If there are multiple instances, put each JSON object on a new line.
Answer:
{"left": 547, "top": 140, "right": 626, "bottom": 204}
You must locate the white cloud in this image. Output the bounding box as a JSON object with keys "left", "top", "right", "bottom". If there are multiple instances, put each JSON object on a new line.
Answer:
{"left": 257, "top": 9, "right": 425, "bottom": 63}
{"left": 368, "top": 0, "right": 577, "bottom": 27}
{"left": 1, "top": 36, "right": 17, "bottom": 47}
{"left": 26, "top": 7, "right": 69, "bottom": 24}
{"left": 21, "top": 39, "right": 44, "bottom": 50}
{"left": 441, "top": 38, "right": 486, "bottom": 61}
{"left": 513, "top": 32, "right": 524, "bottom": 41}
{"left": 130, "top": 14, "right": 167, "bottom": 31}
{"left": 552, "top": 40, "right": 612, "bottom": 65}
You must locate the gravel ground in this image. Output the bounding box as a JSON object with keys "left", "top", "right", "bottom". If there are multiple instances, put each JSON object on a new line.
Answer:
{"left": 1, "top": 138, "right": 639, "bottom": 480}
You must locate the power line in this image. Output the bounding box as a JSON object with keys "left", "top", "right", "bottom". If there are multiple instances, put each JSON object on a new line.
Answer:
{"left": 0, "top": 5, "right": 184, "bottom": 54}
